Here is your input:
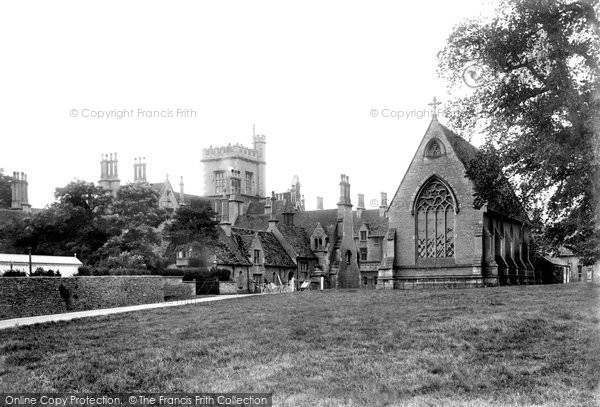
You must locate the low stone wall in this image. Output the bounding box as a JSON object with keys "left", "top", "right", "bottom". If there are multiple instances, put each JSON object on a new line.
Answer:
{"left": 0, "top": 276, "right": 164, "bottom": 320}
{"left": 163, "top": 276, "right": 196, "bottom": 300}
{"left": 219, "top": 282, "right": 240, "bottom": 294}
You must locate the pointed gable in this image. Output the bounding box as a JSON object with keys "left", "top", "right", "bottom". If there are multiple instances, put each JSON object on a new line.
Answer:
{"left": 388, "top": 117, "right": 476, "bottom": 218}
{"left": 151, "top": 178, "right": 179, "bottom": 209}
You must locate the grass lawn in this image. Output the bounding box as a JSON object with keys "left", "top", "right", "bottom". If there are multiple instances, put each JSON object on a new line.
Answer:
{"left": 0, "top": 284, "right": 598, "bottom": 406}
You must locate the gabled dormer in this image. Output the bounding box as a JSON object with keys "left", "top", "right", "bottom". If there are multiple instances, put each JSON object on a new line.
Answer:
{"left": 310, "top": 222, "right": 328, "bottom": 252}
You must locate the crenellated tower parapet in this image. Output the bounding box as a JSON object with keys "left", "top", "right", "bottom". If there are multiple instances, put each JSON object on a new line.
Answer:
{"left": 201, "top": 134, "right": 267, "bottom": 197}
{"left": 201, "top": 141, "right": 265, "bottom": 163}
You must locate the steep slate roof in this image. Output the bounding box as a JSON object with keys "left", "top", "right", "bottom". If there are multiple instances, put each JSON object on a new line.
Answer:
{"left": 235, "top": 214, "right": 271, "bottom": 230}
{"left": 256, "top": 231, "right": 295, "bottom": 267}
{"left": 276, "top": 224, "right": 317, "bottom": 259}
{"left": 246, "top": 199, "right": 292, "bottom": 216}
{"left": 293, "top": 209, "right": 339, "bottom": 235}
{"left": 232, "top": 229, "right": 295, "bottom": 267}
{"left": 235, "top": 209, "right": 341, "bottom": 240}
{"left": 150, "top": 181, "right": 169, "bottom": 194}
{"left": 437, "top": 121, "right": 529, "bottom": 223}
{"left": 353, "top": 209, "right": 388, "bottom": 237}
{"left": 438, "top": 124, "right": 478, "bottom": 167}
{"left": 183, "top": 228, "right": 251, "bottom": 266}
{"left": 246, "top": 201, "right": 265, "bottom": 215}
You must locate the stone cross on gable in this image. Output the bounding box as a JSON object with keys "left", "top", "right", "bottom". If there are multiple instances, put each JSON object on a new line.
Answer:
{"left": 428, "top": 97, "right": 442, "bottom": 118}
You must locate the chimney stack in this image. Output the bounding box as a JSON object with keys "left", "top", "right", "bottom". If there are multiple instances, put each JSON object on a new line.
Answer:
{"left": 268, "top": 191, "right": 279, "bottom": 230}
{"left": 179, "top": 176, "right": 185, "bottom": 205}
{"left": 264, "top": 196, "right": 272, "bottom": 215}
{"left": 379, "top": 192, "right": 388, "bottom": 217}
{"left": 357, "top": 193, "right": 365, "bottom": 218}
{"left": 99, "top": 153, "right": 121, "bottom": 196}
{"left": 10, "top": 171, "right": 31, "bottom": 213}
{"left": 338, "top": 174, "right": 351, "bottom": 206}
{"left": 316, "top": 196, "right": 323, "bottom": 210}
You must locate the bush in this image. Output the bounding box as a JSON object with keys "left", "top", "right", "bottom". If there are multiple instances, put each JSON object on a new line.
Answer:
{"left": 31, "top": 267, "right": 61, "bottom": 277}
{"left": 181, "top": 267, "right": 212, "bottom": 282}
{"left": 75, "top": 266, "right": 152, "bottom": 276}
{"left": 2, "top": 270, "right": 27, "bottom": 277}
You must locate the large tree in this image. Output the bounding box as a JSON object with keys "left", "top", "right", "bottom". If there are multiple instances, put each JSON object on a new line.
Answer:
{"left": 438, "top": 0, "right": 600, "bottom": 264}
{"left": 0, "top": 170, "right": 13, "bottom": 209}
{"left": 163, "top": 198, "right": 218, "bottom": 260}
{"left": 4, "top": 181, "right": 114, "bottom": 263}
{"left": 98, "top": 183, "right": 169, "bottom": 270}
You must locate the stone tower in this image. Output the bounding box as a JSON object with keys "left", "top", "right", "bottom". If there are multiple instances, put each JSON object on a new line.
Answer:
{"left": 201, "top": 134, "right": 267, "bottom": 198}
{"left": 253, "top": 134, "right": 266, "bottom": 197}
{"left": 99, "top": 153, "right": 121, "bottom": 196}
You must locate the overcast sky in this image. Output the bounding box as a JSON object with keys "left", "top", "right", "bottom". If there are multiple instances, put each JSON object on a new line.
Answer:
{"left": 0, "top": 1, "right": 495, "bottom": 210}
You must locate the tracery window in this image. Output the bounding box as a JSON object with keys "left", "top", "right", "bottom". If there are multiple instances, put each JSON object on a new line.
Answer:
{"left": 416, "top": 179, "right": 455, "bottom": 259}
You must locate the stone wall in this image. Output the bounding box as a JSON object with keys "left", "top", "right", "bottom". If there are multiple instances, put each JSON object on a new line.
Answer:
{"left": 219, "top": 282, "right": 239, "bottom": 294}
{"left": 0, "top": 276, "right": 164, "bottom": 320}
{"left": 163, "top": 276, "right": 196, "bottom": 300}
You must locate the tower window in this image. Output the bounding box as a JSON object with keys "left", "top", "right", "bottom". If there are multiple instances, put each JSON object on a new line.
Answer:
{"left": 416, "top": 178, "right": 455, "bottom": 259}
{"left": 245, "top": 172, "right": 254, "bottom": 194}
{"left": 214, "top": 171, "right": 225, "bottom": 194}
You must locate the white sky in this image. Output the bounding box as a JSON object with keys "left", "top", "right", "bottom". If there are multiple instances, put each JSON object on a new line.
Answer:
{"left": 0, "top": 1, "right": 495, "bottom": 210}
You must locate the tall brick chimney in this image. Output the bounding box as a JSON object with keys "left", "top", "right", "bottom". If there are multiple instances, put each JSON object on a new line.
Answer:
{"left": 11, "top": 171, "right": 31, "bottom": 213}
{"left": 357, "top": 193, "right": 365, "bottom": 218}
{"left": 379, "top": 192, "right": 388, "bottom": 217}
{"left": 316, "top": 196, "right": 323, "bottom": 210}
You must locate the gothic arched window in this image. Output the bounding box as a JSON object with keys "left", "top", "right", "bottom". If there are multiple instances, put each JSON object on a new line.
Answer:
{"left": 416, "top": 179, "right": 455, "bottom": 259}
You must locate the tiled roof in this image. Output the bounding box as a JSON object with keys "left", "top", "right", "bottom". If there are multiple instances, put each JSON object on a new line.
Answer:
{"left": 231, "top": 229, "right": 295, "bottom": 267}
{"left": 256, "top": 231, "right": 295, "bottom": 267}
{"left": 438, "top": 121, "right": 529, "bottom": 223}
{"left": 276, "top": 224, "right": 317, "bottom": 259}
{"left": 293, "top": 209, "right": 339, "bottom": 235}
{"left": 181, "top": 228, "right": 251, "bottom": 266}
{"left": 234, "top": 214, "right": 271, "bottom": 230}
{"left": 246, "top": 201, "right": 265, "bottom": 215}
{"left": 353, "top": 210, "right": 388, "bottom": 237}
{"left": 439, "top": 123, "right": 479, "bottom": 168}
{"left": 246, "top": 199, "right": 291, "bottom": 216}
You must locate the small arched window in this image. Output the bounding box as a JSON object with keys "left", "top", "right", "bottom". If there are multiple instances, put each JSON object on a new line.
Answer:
{"left": 425, "top": 139, "right": 445, "bottom": 157}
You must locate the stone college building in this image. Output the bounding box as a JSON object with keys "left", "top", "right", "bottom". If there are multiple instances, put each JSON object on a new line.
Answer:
{"left": 171, "top": 109, "right": 536, "bottom": 291}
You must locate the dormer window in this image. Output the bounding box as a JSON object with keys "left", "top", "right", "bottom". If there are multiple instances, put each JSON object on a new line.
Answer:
{"left": 425, "top": 139, "right": 445, "bottom": 157}
{"left": 360, "top": 230, "right": 367, "bottom": 241}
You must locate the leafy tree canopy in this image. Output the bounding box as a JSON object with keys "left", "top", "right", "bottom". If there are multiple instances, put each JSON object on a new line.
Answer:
{"left": 0, "top": 170, "right": 12, "bottom": 209}
{"left": 438, "top": 0, "right": 600, "bottom": 264}
{"left": 163, "top": 198, "right": 218, "bottom": 251}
